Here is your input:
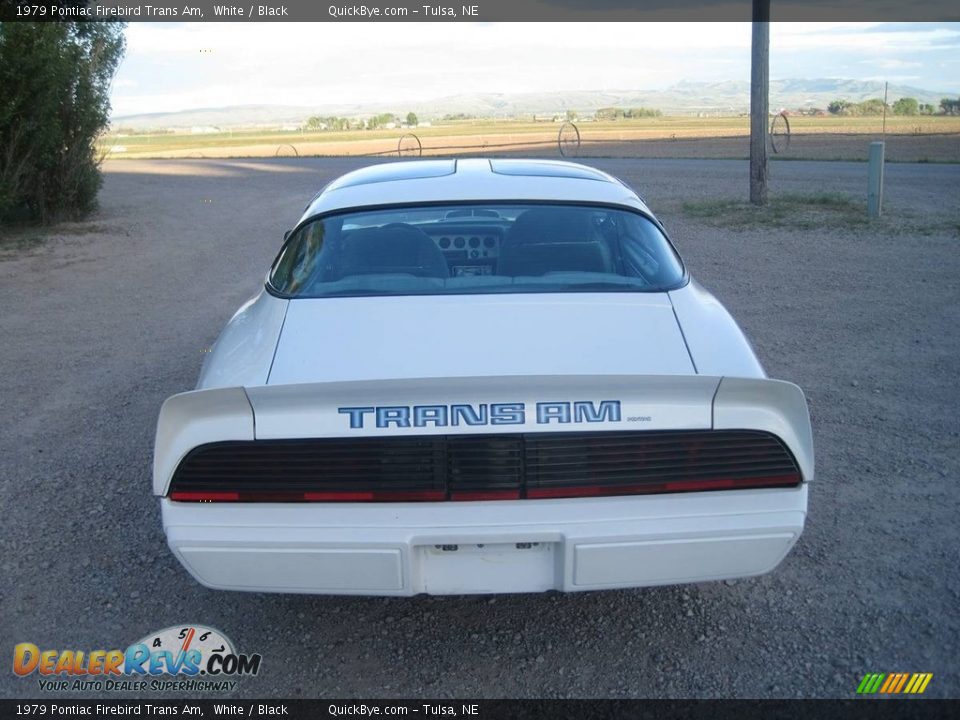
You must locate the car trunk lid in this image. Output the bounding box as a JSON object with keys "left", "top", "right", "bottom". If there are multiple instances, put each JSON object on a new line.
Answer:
{"left": 266, "top": 293, "right": 695, "bottom": 385}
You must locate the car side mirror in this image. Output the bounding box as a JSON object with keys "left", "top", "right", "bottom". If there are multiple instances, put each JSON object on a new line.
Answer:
{"left": 283, "top": 230, "right": 291, "bottom": 242}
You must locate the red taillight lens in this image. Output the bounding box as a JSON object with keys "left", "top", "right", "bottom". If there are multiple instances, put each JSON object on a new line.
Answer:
{"left": 169, "top": 489, "right": 447, "bottom": 503}
{"left": 169, "top": 475, "right": 799, "bottom": 503}
{"left": 168, "top": 491, "right": 240, "bottom": 502}
{"left": 450, "top": 489, "right": 522, "bottom": 501}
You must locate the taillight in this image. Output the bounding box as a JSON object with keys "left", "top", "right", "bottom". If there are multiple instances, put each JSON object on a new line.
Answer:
{"left": 450, "top": 489, "right": 522, "bottom": 501}
{"left": 169, "top": 491, "right": 240, "bottom": 502}
{"left": 166, "top": 431, "right": 802, "bottom": 503}
{"left": 169, "top": 489, "right": 446, "bottom": 503}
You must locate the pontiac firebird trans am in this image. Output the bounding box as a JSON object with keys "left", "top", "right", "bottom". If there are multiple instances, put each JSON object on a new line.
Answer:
{"left": 154, "top": 159, "right": 814, "bottom": 595}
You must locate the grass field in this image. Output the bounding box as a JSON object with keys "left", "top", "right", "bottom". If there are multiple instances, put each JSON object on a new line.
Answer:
{"left": 98, "top": 115, "right": 960, "bottom": 162}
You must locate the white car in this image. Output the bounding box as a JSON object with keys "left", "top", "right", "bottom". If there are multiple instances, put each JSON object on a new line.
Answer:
{"left": 155, "top": 159, "right": 813, "bottom": 595}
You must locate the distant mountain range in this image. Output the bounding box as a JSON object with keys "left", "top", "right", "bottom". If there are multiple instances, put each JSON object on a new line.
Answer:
{"left": 110, "top": 78, "right": 957, "bottom": 129}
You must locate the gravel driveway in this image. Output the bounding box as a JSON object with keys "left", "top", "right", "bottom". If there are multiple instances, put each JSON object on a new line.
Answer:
{"left": 1, "top": 157, "right": 958, "bottom": 699}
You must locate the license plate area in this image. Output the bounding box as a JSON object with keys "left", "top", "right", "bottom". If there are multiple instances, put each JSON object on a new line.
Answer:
{"left": 415, "top": 541, "right": 558, "bottom": 594}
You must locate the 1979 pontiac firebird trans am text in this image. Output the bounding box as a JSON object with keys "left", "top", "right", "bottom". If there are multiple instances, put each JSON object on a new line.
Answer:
{"left": 154, "top": 158, "right": 814, "bottom": 595}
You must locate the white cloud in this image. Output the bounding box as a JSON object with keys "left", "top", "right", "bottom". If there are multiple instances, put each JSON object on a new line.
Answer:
{"left": 864, "top": 59, "right": 923, "bottom": 70}
{"left": 110, "top": 22, "right": 960, "bottom": 116}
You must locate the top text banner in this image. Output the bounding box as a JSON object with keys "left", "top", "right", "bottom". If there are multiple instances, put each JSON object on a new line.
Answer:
{"left": 4, "top": 0, "right": 959, "bottom": 22}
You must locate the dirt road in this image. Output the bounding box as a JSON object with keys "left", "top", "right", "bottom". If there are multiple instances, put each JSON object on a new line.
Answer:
{"left": 1, "top": 157, "right": 958, "bottom": 699}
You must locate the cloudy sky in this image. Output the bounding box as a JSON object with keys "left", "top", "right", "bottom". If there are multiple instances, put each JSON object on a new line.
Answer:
{"left": 110, "top": 22, "right": 960, "bottom": 117}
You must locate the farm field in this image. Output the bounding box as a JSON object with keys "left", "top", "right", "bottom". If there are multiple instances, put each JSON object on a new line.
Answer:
{"left": 99, "top": 115, "right": 960, "bottom": 163}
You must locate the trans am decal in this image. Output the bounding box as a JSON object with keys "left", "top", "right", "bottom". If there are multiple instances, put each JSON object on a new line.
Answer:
{"left": 338, "top": 400, "right": 621, "bottom": 429}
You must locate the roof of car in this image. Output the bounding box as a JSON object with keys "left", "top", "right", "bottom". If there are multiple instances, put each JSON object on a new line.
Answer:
{"left": 300, "top": 158, "right": 650, "bottom": 220}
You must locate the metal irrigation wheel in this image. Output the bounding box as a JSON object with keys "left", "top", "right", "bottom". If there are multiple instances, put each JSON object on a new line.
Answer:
{"left": 398, "top": 133, "right": 422, "bottom": 157}
{"left": 558, "top": 122, "right": 581, "bottom": 157}
{"left": 770, "top": 112, "right": 791, "bottom": 154}
{"left": 274, "top": 144, "right": 299, "bottom": 158}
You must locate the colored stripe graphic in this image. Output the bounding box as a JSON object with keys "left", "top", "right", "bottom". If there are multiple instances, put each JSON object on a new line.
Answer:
{"left": 894, "top": 673, "right": 910, "bottom": 693}
{"left": 858, "top": 672, "right": 933, "bottom": 694}
{"left": 879, "top": 673, "right": 906, "bottom": 693}
{"left": 857, "top": 673, "right": 885, "bottom": 694}
{"left": 879, "top": 674, "right": 897, "bottom": 693}
{"left": 905, "top": 673, "right": 933, "bottom": 694}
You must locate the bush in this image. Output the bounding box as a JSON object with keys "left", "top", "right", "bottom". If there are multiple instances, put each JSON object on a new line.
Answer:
{"left": 595, "top": 106, "right": 661, "bottom": 120}
{"left": 0, "top": 19, "right": 126, "bottom": 225}
{"left": 827, "top": 98, "right": 889, "bottom": 117}
{"left": 827, "top": 100, "right": 849, "bottom": 115}
{"left": 857, "top": 98, "right": 888, "bottom": 116}
{"left": 892, "top": 97, "right": 919, "bottom": 116}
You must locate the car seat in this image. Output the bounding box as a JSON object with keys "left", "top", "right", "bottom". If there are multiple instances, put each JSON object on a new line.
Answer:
{"left": 498, "top": 207, "right": 612, "bottom": 276}
{"left": 335, "top": 223, "right": 450, "bottom": 279}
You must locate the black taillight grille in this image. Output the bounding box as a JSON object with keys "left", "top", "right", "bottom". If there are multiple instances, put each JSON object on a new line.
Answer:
{"left": 526, "top": 433, "right": 797, "bottom": 486}
{"left": 446, "top": 436, "right": 523, "bottom": 493}
{"left": 169, "top": 430, "right": 801, "bottom": 502}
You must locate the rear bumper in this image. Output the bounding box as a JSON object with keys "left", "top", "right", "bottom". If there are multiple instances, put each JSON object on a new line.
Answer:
{"left": 161, "top": 485, "right": 807, "bottom": 595}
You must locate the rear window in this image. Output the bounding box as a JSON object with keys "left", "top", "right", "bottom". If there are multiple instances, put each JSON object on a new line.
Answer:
{"left": 269, "top": 203, "right": 685, "bottom": 298}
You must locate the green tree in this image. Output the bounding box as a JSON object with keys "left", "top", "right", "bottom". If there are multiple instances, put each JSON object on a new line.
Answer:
{"left": 596, "top": 107, "right": 625, "bottom": 121}
{"left": 0, "top": 17, "right": 126, "bottom": 224}
{"left": 918, "top": 103, "right": 935, "bottom": 115}
{"left": 405, "top": 112, "right": 418, "bottom": 126}
{"left": 625, "top": 107, "right": 661, "bottom": 118}
{"left": 892, "top": 97, "right": 919, "bottom": 115}
{"left": 827, "top": 99, "right": 849, "bottom": 115}
{"left": 940, "top": 98, "right": 960, "bottom": 115}
{"left": 857, "top": 98, "right": 887, "bottom": 116}
{"left": 365, "top": 113, "right": 396, "bottom": 130}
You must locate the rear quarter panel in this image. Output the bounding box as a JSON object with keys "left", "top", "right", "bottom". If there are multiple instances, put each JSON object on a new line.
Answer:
{"left": 669, "top": 280, "right": 766, "bottom": 378}
{"left": 197, "top": 288, "right": 288, "bottom": 390}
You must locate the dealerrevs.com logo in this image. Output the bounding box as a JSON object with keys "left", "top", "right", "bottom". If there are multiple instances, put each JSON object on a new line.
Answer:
{"left": 13, "top": 625, "right": 261, "bottom": 693}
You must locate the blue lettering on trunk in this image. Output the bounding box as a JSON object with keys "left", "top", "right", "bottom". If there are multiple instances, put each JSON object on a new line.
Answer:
{"left": 490, "top": 403, "right": 525, "bottom": 425}
{"left": 376, "top": 406, "right": 411, "bottom": 427}
{"left": 536, "top": 402, "right": 571, "bottom": 424}
{"left": 450, "top": 404, "right": 487, "bottom": 426}
{"left": 338, "top": 406, "right": 375, "bottom": 429}
{"left": 337, "top": 401, "right": 621, "bottom": 429}
{"left": 574, "top": 400, "right": 621, "bottom": 422}
{"left": 413, "top": 405, "right": 448, "bottom": 427}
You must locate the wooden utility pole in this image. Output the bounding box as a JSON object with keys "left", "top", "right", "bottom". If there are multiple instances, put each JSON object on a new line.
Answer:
{"left": 750, "top": 0, "right": 770, "bottom": 205}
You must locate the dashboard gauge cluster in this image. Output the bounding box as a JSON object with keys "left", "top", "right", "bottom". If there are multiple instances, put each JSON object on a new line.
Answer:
{"left": 433, "top": 233, "right": 499, "bottom": 259}
{"left": 426, "top": 226, "right": 503, "bottom": 277}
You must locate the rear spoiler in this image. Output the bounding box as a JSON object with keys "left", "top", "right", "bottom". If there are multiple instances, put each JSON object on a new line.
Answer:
{"left": 154, "top": 375, "right": 813, "bottom": 496}
{"left": 713, "top": 377, "right": 814, "bottom": 483}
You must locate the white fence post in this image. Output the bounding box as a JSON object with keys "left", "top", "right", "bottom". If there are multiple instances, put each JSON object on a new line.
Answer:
{"left": 868, "top": 141, "right": 885, "bottom": 218}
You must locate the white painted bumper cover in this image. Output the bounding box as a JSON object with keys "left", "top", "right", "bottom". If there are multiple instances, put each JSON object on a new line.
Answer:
{"left": 162, "top": 485, "right": 807, "bottom": 595}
